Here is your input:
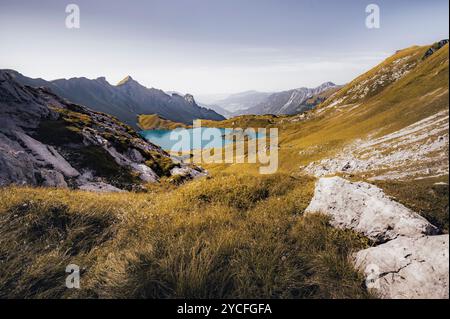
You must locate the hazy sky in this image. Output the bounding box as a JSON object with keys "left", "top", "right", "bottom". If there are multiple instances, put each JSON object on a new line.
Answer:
{"left": 0, "top": 0, "right": 448, "bottom": 95}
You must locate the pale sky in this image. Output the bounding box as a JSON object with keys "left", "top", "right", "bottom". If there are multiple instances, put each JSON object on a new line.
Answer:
{"left": 0, "top": 0, "right": 448, "bottom": 95}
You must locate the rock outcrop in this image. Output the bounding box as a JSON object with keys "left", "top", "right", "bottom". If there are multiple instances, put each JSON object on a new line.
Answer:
{"left": 304, "top": 109, "right": 449, "bottom": 181}
{"left": 354, "top": 235, "right": 449, "bottom": 299}
{"left": 423, "top": 39, "right": 449, "bottom": 59}
{"left": 0, "top": 70, "right": 203, "bottom": 191}
{"left": 305, "top": 177, "right": 438, "bottom": 243}
{"left": 306, "top": 176, "right": 448, "bottom": 299}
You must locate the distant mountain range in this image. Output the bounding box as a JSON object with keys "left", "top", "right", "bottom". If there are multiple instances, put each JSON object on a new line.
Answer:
{"left": 3, "top": 70, "right": 225, "bottom": 129}
{"left": 209, "top": 91, "right": 273, "bottom": 114}
{"left": 241, "top": 82, "right": 340, "bottom": 116}
{"left": 202, "top": 83, "right": 341, "bottom": 117}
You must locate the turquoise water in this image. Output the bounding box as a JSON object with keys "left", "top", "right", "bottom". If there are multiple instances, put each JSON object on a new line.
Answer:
{"left": 140, "top": 127, "right": 264, "bottom": 152}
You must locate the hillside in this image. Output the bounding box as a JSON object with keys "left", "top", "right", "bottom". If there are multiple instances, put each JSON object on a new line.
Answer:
{"left": 3, "top": 70, "right": 225, "bottom": 129}
{"left": 203, "top": 42, "right": 448, "bottom": 177}
{"left": 296, "top": 42, "right": 449, "bottom": 180}
{"left": 138, "top": 114, "right": 188, "bottom": 130}
{"left": 204, "top": 41, "right": 449, "bottom": 231}
{"left": 0, "top": 71, "right": 202, "bottom": 191}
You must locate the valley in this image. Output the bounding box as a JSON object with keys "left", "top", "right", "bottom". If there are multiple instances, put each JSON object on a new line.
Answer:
{"left": 0, "top": 41, "right": 448, "bottom": 299}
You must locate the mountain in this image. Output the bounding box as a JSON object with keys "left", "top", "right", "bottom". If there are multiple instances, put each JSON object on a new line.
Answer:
{"left": 206, "top": 41, "right": 449, "bottom": 299}
{"left": 3, "top": 70, "right": 225, "bottom": 129}
{"left": 200, "top": 84, "right": 340, "bottom": 117}
{"left": 198, "top": 103, "right": 233, "bottom": 118}
{"left": 0, "top": 70, "right": 204, "bottom": 191}
{"left": 208, "top": 90, "right": 273, "bottom": 113}
{"left": 241, "top": 82, "right": 340, "bottom": 115}
{"left": 286, "top": 41, "right": 449, "bottom": 183}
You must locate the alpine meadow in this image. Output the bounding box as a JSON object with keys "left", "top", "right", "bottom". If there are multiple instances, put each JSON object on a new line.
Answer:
{"left": 0, "top": 0, "right": 448, "bottom": 302}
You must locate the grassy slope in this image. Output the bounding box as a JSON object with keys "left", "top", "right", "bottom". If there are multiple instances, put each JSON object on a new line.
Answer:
{"left": 0, "top": 174, "right": 371, "bottom": 298}
{"left": 203, "top": 44, "right": 449, "bottom": 231}
{"left": 201, "top": 114, "right": 283, "bottom": 128}
{"left": 204, "top": 44, "right": 448, "bottom": 174}
{"left": 138, "top": 114, "right": 188, "bottom": 130}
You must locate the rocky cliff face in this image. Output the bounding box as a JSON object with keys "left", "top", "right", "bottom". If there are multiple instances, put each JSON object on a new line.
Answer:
{"left": 0, "top": 71, "right": 204, "bottom": 191}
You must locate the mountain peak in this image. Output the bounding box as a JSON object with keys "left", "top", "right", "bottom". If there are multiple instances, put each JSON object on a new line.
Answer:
{"left": 117, "top": 75, "right": 136, "bottom": 86}
{"left": 315, "top": 82, "right": 337, "bottom": 90}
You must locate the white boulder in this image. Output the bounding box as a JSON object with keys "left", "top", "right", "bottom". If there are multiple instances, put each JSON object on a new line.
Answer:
{"left": 305, "top": 177, "right": 438, "bottom": 243}
{"left": 354, "top": 235, "right": 449, "bottom": 299}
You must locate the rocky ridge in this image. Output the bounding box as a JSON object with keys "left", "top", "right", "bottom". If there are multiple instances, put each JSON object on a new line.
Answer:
{"left": 4, "top": 70, "right": 225, "bottom": 129}
{"left": 242, "top": 82, "right": 339, "bottom": 116}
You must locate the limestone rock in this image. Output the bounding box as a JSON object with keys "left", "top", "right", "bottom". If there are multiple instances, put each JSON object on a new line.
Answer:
{"left": 40, "top": 169, "right": 68, "bottom": 188}
{"left": 170, "top": 165, "right": 207, "bottom": 179}
{"left": 305, "top": 177, "right": 438, "bottom": 243}
{"left": 78, "top": 182, "right": 125, "bottom": 193}
{"left": 14, "top": 131, "right": 79, "bottom": 178}
{"left": 354, "top": 235, "right": 449, "bottom": 299}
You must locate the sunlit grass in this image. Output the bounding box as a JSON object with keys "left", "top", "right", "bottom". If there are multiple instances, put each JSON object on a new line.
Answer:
{"left": 0, "top": 173, "right": 371, "bottom": 299}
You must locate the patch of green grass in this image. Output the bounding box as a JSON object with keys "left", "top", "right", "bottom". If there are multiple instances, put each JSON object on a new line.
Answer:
{"left": 138, "top": 114, "right": 188, "bottom": 130}
{"left": 34, "top": 119, "right": 84, "bottom": 146}
{"left": 75, "top": 146, "right": 141, "bottom": 189}
{"left": 145, "top": 151, "right": 179, "bottom": 177}
{"left": 100, "top": 132, "right": 133, "bottom": 153}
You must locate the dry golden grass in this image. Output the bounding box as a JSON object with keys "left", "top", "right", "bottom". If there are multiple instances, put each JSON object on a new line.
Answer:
{"left": 0, "top": 173, "right": 371, "bottom": 299}
{"left": 138, "top": 114, "right": 188, "bottom": 130}
{"left": 201, "top": 114, "right": 283, "bottom": 128}
{"left": 373, "top": 176, "right": 449, "bottom": 233}
{"left": 1, "top": 43, "right": 447, "bottom": 300}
